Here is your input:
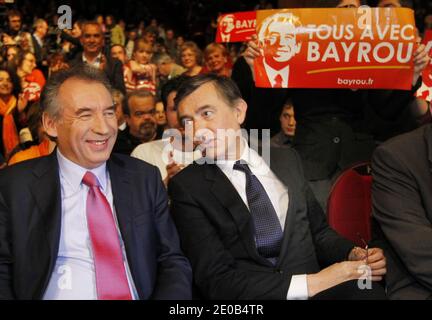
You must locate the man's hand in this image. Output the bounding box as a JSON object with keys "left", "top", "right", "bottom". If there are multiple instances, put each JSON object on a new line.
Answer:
{"left": 243, "top": 35, "right": 261, "bottom": 80}
{"left": 348, "top": 247, "right": 386, "bottom": 281}
{"left": 306, "top": 260, "right": 368, "bottom": 297}
{"left": 413, "top": 43, "right": 430, "bottom": 86}
{"left": 163, "top": 152, "right": 185, "bottom": 187}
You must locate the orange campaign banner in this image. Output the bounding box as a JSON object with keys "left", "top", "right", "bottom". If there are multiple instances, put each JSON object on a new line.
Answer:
{"left": 416, "top": 30, "right": 432, "bottom": 101}
{"left": 254, "top": 8, "right": 416, "bottom": 90}
{"left": 216, "top": 11, "right": 256, "bottom": 43}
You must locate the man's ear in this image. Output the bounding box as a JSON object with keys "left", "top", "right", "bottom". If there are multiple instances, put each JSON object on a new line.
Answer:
{"left": 42, "top": 112, "right": 58, "bottom": 138}
{"left": 234, "top": 99, "right": 248, "bottom": 126}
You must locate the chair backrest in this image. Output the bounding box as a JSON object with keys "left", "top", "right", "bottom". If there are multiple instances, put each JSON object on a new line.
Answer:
{"left": 327, "top": 162, "right": 372, "bottom": 246}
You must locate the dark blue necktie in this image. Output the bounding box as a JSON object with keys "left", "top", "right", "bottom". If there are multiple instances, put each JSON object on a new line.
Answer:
{"left": 233, "top": 161, "right": 283, "bottom": 263}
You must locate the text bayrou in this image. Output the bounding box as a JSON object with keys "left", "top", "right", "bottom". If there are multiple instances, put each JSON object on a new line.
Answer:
{"left": 254, "top": 7, "right": 416, "bottom": 90}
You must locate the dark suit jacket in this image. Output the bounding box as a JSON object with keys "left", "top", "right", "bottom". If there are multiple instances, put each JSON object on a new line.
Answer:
{"left": 168, "top": 147, "right": 354, "bottom": 299}
{"left": 31, "top": 35, "right": 47, "bottom": 66}
{"left": 372, "top": 124, "right": 432, "bottom": 300}
{"left": 0, "top": 152, "right": 192, "bottom": 300}
{"left": 69, "top": 52, "right": 126, "bottom": 94}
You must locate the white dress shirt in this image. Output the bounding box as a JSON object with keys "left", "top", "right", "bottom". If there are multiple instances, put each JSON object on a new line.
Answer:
{"left": 43, "top": 150, "right": 138, "bottom": 300}
{"left": 216, "top": 141, "right": 308, "bottom": 300}
{"left": 263, "top": 59, "right": 290, "bottom": 88}
{"left": 82, "top": 52, "right": 103, "bottom": 69}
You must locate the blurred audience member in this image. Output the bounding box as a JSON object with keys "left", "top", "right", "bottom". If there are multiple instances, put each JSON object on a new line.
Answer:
{"left": 31, "top": 19, "right": 49, "bottom": 71}
{"left": 125, "top": 29, "right": 138, "bottom": 59}
{"left": 113, "top": 90, "right": 160, "bottom": 154}
{"left": 106, "top": 15, "right": 126, "bottom": 46}
{"left": 8, "top": 103, "right": 55, "bottom": 166}
{"left": 180, "top": 41, "right": 203, "bottom": 77}
{"left": 2, "top": 10, "right": 33, "bottom": 52}
{"left": 271, "top": 99, "right": 296, "bottom": 148}
{"left": 203, "top": 43, "right": 231, "bottom": 77}
{"left": 0, "top": 67, "right": 20, "bottom": 159}
{"left": 112, "top": 89, "right": 127, "bottom": 131}
{"left": 69, "top": 21, "right": 126, "bottom": 93}
{"left": 110, "top": 44, "right": 128, "bottom": 64}
{"left": 155, "top": 100, "right": 167, "bottom": 130}
{"left": 125, "top": 39, "right": 157, "bottom": 94}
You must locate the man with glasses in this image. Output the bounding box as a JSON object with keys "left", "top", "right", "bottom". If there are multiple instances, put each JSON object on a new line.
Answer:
{"left": 113, "top": 90, "right": 161, "bottom": 155}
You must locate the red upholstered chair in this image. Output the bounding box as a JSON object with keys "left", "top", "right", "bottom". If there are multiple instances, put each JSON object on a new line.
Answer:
{"left": 327, "top": 162, "right": 372, "bottom": 247}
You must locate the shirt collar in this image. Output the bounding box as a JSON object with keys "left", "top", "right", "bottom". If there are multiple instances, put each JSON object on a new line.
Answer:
{"left": 57, "top": 149, "right": 108, "bottom": 193}
{"left": 263, "top": 60, "right": 290, "bottom": 87}
{"left": 217, "top": 138, "right": 268, "bottom": 178}
{"left": 82, "top": 52, "right": 103, "bottom": 67}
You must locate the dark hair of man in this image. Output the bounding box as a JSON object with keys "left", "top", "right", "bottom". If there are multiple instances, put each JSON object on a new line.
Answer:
{"left": 122, "top": 90, "right": 155, "bottom": 116}
{"left": 81, "top": 21, "right": 103, "bottom": 34}
{"left": 7, "top": 9, "right": 22, "bottom": 20}
{"left": 160, "top": 75, "right": 188, "bottom": 111}
{"left": 174, "top": 74, "right": 243, "bottom": 111}
{"left": 40, "top": 65, "right": 112, "bottom": 120}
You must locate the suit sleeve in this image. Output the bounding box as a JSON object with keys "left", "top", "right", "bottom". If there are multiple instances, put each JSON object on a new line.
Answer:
{"left": 169, "top": 178, "right": 293, "bottom": 300}
{"left": 372, "top": 145, "right": 432, "bottom": 291}
{"left": 149, "top": 168, "right": 193, "bottom": 300}
{"left": 0, "top": 191, "right": 14, "bottom": 299}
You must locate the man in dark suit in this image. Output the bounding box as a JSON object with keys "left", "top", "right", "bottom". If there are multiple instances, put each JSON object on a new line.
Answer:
{"left": 168, "top": 74, "right": 386, "bottom": 300}
{"left": 0, "top": 65, "right": 192, "bottom": 300}
{"left": 372, "top": 124, "right": 432, "bottom": 300}
{"left": 68, "top": 21, "right": 126, "bottom": 94}
{"left": 31, "top": 19, "right": 49, "bottom": 74}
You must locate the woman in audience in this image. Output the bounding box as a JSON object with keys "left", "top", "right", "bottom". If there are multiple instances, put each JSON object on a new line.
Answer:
{"left": 14, "top": 51, "right": 44, "bottom": 126}
{"left": 0, "top": 67, "right": 20, "bottom": 159}
{"left": 180, "top": 41, "right": 203, "bottom": 77}
{"left": 203, "top": 43, "right": 231, "bottom": 77}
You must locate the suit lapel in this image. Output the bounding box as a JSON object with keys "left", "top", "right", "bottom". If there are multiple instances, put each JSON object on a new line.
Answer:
{"left": 269, "top": 148, "right": 297, "bottom": 265}
{"left": 28, "top": 152, "right": 62, "bottom": 295}
{"left": 206, "top": 164, "right": 271, "bottom": 265}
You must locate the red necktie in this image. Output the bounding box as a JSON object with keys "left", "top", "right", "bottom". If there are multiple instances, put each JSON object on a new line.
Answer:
{"left": 273, "top": 74, "right": 283, "bottom": 88}
{"left": 82, "top": 171, "right": 132, "bottom": 300}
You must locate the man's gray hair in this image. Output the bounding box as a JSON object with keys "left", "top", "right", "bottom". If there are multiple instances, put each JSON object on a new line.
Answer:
{"left": 40, "top": 65, "right": 113, "bottom": 119}
{"left": 153, "top": 52, "right": 173, "bottom": 65}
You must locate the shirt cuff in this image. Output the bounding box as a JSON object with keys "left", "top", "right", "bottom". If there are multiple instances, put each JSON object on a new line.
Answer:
{"left": 287, "top": 274, "right": 308, "bottom": 300}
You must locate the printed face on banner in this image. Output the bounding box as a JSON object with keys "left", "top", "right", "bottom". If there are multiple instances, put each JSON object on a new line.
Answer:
{"left": 254, "top": 8, "right": 416, "bottom": 90}
{"left": 262, "top": 15, "right": 299, "bottom": 63}
{"left": 220, "top": 15, "right": 235, "bottom": 37}
{"left": 216, "top": 11, "right": 256, "bottom": 43}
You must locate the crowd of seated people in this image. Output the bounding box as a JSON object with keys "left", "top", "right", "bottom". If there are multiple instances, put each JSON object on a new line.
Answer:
{"left": 0, "top": 0, "right": 431, "bottom": 300}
